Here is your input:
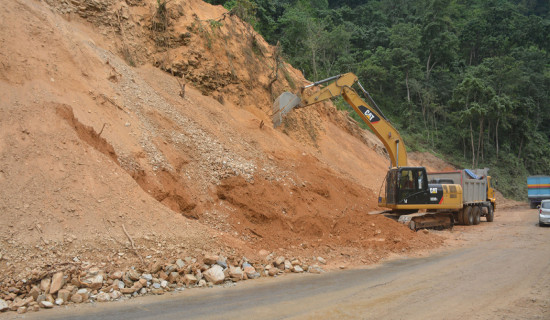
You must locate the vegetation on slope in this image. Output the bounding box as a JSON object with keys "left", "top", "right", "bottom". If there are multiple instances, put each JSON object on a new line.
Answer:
{"left": 207, "top": 0, "right": 550, "bottom": 200}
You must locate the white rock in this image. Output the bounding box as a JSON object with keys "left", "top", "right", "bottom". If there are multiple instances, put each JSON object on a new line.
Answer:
{"left": 176, "top": 259, "right": 185, "bottom": 269}
{"left": 284, "top": 260, "right": 292, "bottom": 270}
{"left": 292, "top": 265, "right": 304, "bottom": 273}
{"left": 203, "top": 265, "right": 225, "bottom": 284}
{"left": 0, "top": 299, "right": 8, "bottom": 312}
{"left": 142, "top": 274, "right": 153, "bottom": 281}
{"left": 40, "top": 301, "right": 54, "bottom": 309}
{"left": 160, "top": 280, "right": 168, "bottom": 288}
{"left": 96, "top": 292, "right": 110, "bottom": 302}
{"left": 89, "top": 274, "right": 104, "bottom": 290}
{"left": 110, "top": 290, "right": 122, "bottom": 300}
{"left": 55, "top": 298, "right": 64, "bottom": 306}
{"left": 77, "top": 288, "right": 90, "bottom": 300}
{"left": 317, "top": 257, "right": 327, "bottom": 265}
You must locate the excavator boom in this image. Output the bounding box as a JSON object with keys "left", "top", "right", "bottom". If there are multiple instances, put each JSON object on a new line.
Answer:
{"left": 272, "top": 73, "right": 407, "bottom": 168}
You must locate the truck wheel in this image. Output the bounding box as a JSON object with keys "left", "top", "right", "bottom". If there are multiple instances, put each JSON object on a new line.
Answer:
{"left": 486, "top": 205, "right": 494, "bottom": 222}
{"left": 472, "top": 206, "right": 481, "bottom": 225}
{"left": 462, "top": 206, "right": 473, "bottom": 226}
{"left": 457, "top": 209, "right": 464, "bottom": 225}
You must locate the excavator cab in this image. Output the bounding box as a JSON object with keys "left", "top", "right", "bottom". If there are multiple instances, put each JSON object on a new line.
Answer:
{"left": 383, "top": 167, "right": 430, "bottom": 207}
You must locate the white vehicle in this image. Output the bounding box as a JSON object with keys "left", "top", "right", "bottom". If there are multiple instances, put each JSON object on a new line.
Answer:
{"left": 539, "top": 200, "right": 550, "bottom": 227}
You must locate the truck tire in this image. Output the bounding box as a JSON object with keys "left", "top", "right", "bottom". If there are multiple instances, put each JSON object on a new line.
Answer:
{"left": 472, "top": 206, "right": 481, "bottom": 225}
{"left": 486, "top": 204, "right": 494, "bottom": 222}
{"left": 462, "top": 206, "right": 473, "bottom": 226}
{"left": 457, "top": 209, "right": 464, "bottom": 225}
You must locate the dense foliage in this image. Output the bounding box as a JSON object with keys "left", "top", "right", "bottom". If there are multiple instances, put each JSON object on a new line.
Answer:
{"left": 207, "top": 0, "right": 550, "bottom": 200}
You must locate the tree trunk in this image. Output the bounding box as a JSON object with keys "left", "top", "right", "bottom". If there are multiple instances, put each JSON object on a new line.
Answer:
{"left": 311, "top": 47, "right": 317, "bottom": 82}
{"left": 495, "top": 118, "right": 500, "bottom": 163}
{"left": 517, "top": 135, "right": 524, "bottom": 160}
{"left": 425, "top": 50, "right": 437, "bottom": 81}
{"left": 405, "top": 69, "right": 410, "bottom": 103}
{"left": 470, "top": 121, "right": 475, "bottom": 168}
{"left": 477, "top": 117, "right": 484, "bottom": 165}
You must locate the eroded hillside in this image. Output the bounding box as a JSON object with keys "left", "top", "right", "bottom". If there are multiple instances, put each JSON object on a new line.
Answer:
{"left": 0, "top": 0, "right": 449, "bottom": 312}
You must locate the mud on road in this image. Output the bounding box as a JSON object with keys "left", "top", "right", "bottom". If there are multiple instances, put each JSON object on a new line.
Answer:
{"left": 19, "top": 204, "right": 549, "bottom": 320}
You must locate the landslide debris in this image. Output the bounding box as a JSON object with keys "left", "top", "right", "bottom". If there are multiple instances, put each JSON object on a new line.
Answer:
{"left": 0, "top": 0, "right": 445, "bottom": 314}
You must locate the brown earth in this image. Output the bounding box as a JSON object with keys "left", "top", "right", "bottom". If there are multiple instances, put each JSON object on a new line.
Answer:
{"left": 0, "top": 0, "right": 483, "bottom": 298}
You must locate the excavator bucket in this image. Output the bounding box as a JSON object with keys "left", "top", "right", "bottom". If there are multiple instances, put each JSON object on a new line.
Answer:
{"left": 272, "top": 92, "right": 301, "bottom": 128}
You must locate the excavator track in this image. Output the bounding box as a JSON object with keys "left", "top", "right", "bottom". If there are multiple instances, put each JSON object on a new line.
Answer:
{"left": 397, "top": 212, "right": 454, "bottom": 231}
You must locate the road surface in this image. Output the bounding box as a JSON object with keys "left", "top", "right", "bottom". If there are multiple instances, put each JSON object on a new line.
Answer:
{"left": 18, "top": 205, "right": 550, "bottom": 320}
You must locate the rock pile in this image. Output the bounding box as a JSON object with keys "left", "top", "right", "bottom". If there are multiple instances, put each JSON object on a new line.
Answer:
{"left": 0, "top": 253, "right": 324, "bottom": 314}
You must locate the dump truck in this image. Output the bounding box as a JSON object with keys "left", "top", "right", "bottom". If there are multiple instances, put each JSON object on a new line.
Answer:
{"left": 272, "top": 73, "right": 497, "bottom": 230}
{"left": 424, "top": 169, "right": 496, "bottom": 226}
{"left": 527, "top": 176, "right": 550, "bottom": 209}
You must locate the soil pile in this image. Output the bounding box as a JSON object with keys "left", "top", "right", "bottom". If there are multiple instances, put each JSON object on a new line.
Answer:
{"left": 0, "top": 0, "right": 444, "bottom": 297}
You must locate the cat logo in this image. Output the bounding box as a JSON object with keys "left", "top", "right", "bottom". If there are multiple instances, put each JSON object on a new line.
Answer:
{"left": 363, "top": 109, "right": 375, "bottom": 122}
{"left": 430, "top": 187, "right": 438, "bottom": 194}
{"left": 358, "top": 106, "right": 380, "bottom": 123}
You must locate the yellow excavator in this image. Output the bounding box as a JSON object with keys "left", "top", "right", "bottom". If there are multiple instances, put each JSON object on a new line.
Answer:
{"left": 272, "top": 73, "right": 496, "bottom": 230}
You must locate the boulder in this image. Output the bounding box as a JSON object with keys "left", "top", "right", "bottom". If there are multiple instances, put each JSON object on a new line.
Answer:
{"left": 70, "top": 294, "right": 83, "bottom": 303}
{"left": 40, "top": 278, "right": 51, "bottom": 293}
{"left": 28, "top": 286, "right": 40, "bottom": 301}
{"left": 292, "top": 265, "right": 304, "bottom": 273}
{"left": 50, "top": 272, "right": 64, "bottom": 294}
{"left": 228, "top": 267, "right": 243, "bottom": 281}
{"left": 168, "top": 272, "right": 179, "bottom": 283}
{"left": 284, "top": 260, "right": 292, "bottom": 270}
{"left": 76, "top": 288, "right": 90, "bottom": 301}
{"left": 56, "top": 289, "right": 71, "bottom": 302}
{"left": 203, "top": 265, "right": 225, "bottom": 284}
{"left": 268, "top": 267, "right": 279, "bottom": 277}
{"left": 183, "top": 274, "right": 197, "bottom": 286}
{"left": 96, "top": 292, "right": 110, "bottom": 302}
{"left": 203, "top": 254, "right": 219, "bottom": 265}
{"left": 110, "top": 290, "right": 122, "bottom": 300}
{"left": 274, "top": 256, "right": 285, "bottom": 267}
{"left": 127, "top": 269, "right": 140, "bottom": 281}
{"left": 0, "top": 299, "right": 8, "bottom": 312}
{"left": 149, "top": 261, "right": 163, "bottom": 274}
{"left": 120, "top": 288, "right": 136, "bottom": 294}
{"left": 88, "top": 274, "right": 104, "bottom": 290}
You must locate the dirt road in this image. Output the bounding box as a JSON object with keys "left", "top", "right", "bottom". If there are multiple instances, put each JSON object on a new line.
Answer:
{"left": 17, "top": 205, "right": 550, "bottom": 320}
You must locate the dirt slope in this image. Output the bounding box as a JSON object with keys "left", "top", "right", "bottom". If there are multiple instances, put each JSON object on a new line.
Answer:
{"left": 0, "top": 0, "right": 443, "bottom": 289}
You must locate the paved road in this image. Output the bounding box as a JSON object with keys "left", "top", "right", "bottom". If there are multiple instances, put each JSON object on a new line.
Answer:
{"left": 20, "top": 205, "right": 550, "bottom": 320}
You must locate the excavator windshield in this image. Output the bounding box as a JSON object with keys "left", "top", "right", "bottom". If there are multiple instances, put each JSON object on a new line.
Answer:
{"left": 385, "top": 167, "right": 429, "bottom": 205}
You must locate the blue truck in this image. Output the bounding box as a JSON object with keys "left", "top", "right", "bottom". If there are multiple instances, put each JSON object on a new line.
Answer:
{"left": 527, "top": 176, "right": 550, "bottom": 209}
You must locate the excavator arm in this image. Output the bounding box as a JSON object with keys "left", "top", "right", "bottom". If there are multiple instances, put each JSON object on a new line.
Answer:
{"left": 273, "top": 73, "right": 407, "bottom": 168}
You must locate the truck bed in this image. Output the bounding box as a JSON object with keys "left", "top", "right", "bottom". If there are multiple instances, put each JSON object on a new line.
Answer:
{"left": 428, "top": 169, "right": 488, "bottom": 205}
